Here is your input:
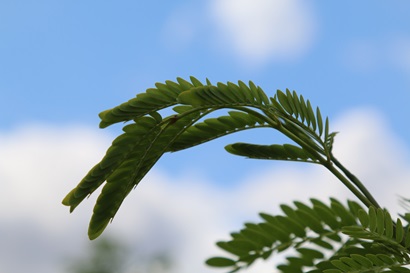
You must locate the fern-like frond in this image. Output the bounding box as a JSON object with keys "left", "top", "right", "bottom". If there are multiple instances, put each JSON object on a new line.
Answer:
{"left": 342, "top": 206, "right": 410, "bottom": 261}
{"left": 177, "top": 81, "right": 270, "bottom": 109}
{"left": 207, "top": 198, "right": 410, "bottom": 273}
{"left": 269, "top": 89, "right": 338, "bottom": 160}
{"left": 206, "top": 198, "right": 365, "bottom": 273}
{"left": 324, "top": 253, "right": 410, "bottom": 273}
{"left": 62, "top": 116, "right": 161, "bottom": 211}
{"left": 272, "top": 90, "right": 323, "bottom": 135}
{"left": 207, "top": 197, "right": 410, "bottom": 273}
{"left": 61, "top": 77, "right": 406, "bottom": 273}
{"left": 64, "top": 78, "right": 287, "bottom": 239}
{"left": 225, "top": 142, "right": 319, "bottom": 163}
{"left": 168, "top": 111, "right": 269, "bottom": 152}
{"left": 64, "top": 106, "right": 210, "bottom": 239}
{"left": 64, "top": 77, "right": 362, "bottom": 245}
{"left": 98, "top": 77, "right": 205, "bottom": 128}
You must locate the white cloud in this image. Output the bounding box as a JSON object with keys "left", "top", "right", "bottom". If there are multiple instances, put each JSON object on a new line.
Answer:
{"left": 0, "top": 124, "right": 112, "bottom": 273}
{"left": 159, "top": 0, "right": 317, "bottom": 67}
{"left": 1, "top": 109, "right": 410, "bottom": 272}
{"left": 208, "top": 0, "right": 317, "bottom": 66}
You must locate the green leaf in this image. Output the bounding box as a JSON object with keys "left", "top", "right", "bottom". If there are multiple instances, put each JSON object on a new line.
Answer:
{"left": 216, "top": 241, "right": 248, "bottom": 256}
{"left": 385, "top": 211, "right": 394, "bottom": 239}
{"left": 189, "top": 76, "right": 204, "bottom": 87}
{"left": 396, "top": 218, "right": 404, "bottom": 243}
{"left": 299, "top": 95, "right": 309, "bottom": 124}
{"left": 225, "top": 143, "right": 316, "bottom": 162}
{"left": 206, "top": 257, "right": 237, "bottom": 267}
{"left": 323, "top": 270, "right": 342, "bottom": 273}
{"left": 276, "top": 90, "right": 294, "bottom": 114}
{"left": 330, "top": 198, "right": 357, "bottom": 226}
{"left": 365, "top": 254, "right": 385, "bottom": 266}
{"left": 376, "top": 208, "right": 385, "bottom": 236}
{"left": 248, "top": 81, "right": 265, "bottom": 105}
{"left": 176, "top": 77, "right": 194, "bottom": 90}
{"left": 317, "top": 107, "right": 324, "bottom": 136}
{"left": 340, "top": 257, "right": 362, "bottom": 270}
{"left": 286, "top": 89, "right": 298, "bottom": 117}
{"left": 347, "top": 200, "right": 366, "bottom": 217}
{"left": 312, "top": 238, "right": 333, "bottom": 249}
{"left": 62, "top": 116, "right": 160, "bottom": 211}
{"left": 404, "top": 226, "right": 410, "bottom": 248}
{"left": 306, "top": 100, "right": 317, "bottom": 131}
{"left": 369, "top": 206, "right": 377, "bottom": 233}
{"left": 64, "top": 108, "right": 206, "bottom": 239}
{"left": 350, "top": 254, "right": 373, "bottom": 268}
{"left": 275, "top": 215, "right": 306, "bottom": 237}
{"left": 358, "top": 209, "right": 369, "bottom": 228}
{"left": 281, "top": 204, "right": 298, "bottom": 218}
{"left": 89, "top": 115, "right": 204, "bottom": 239}
{"left": 376, "top": 254, "right": 395, "bottom": 265}
{"left": 177, "top": 81, "right": 270, "bottom": 108}
{"left": 297, "top": 248, "right": 324, "bottom": 260}
{"left": 259, "top": 222, "right": 290, "bottom": 243}
{"left": 241, "top": 225, "right": 272, "bottom": 248}
{"left": 98, "top": 79, "right": 191, "bottom": 128}
{"left": 296, "top": 209, "right": 324, "bottom": 234}
{"left": 313, "top": 203, "right": 340, "bottom": 230}
{"left": 237, "top": 81, "right": 254, "bottom": 103}
{"left": 168, "top": 111, "right": 267, "bottom": 152}
{"left": 331, "top": 260, "right": 352, "bottom": 271}
{"left": 342, "top": 226, "right": 372, "bottom": 239}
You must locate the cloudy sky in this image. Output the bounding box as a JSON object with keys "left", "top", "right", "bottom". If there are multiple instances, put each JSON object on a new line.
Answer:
{"left": 1, "top": 1, "right": 410, "bottom": 272}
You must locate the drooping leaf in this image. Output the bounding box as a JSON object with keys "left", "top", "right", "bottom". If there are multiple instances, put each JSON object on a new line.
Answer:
{"left": 62, "top": 116, "right": 161, "bottom": 211}
{"left": 225, "top": 143, "right": 318, "bottom": 163}
{"left": 64, "top": 107, "right": 209, "bottom": 239}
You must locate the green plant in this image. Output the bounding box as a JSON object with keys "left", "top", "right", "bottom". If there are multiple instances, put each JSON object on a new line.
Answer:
{"left": 63, "top": 77, "right": 410, "bottom": 272}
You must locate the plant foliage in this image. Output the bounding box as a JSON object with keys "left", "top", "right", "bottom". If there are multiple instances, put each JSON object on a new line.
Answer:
{"left": 63, "top": 77, "right": 409, "bottom": 272}
{"left": 206, "top": 198, "right": 410, "bottom": 272}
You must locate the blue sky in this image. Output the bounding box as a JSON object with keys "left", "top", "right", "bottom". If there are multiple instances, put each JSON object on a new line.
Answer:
{"left": 2, "top": 1, "right": 410, "bottom": 130}
{"left": 1, "top": 1, "right": 410, "bottom": 272}
{"left": 2, "top": 0, "right": 410, "bottom": 184}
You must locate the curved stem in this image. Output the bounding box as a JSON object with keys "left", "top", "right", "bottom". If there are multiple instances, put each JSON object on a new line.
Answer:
{"left": 275, "top": 123, "right": 327, "bottom": 164}
{"left": 331, "top": 155, "right": 381, "bottom": 209}
{"left": 268, "top": 114, "right": 377, "bottom": 209}
{"left": 276, "top": 126, "right": 372, "bottom": 207}
{"left": 324, "top": 163, "right": 374, "bottom": 208}
{"left": 175, "top": 103, "right": 380, "bottom": 210}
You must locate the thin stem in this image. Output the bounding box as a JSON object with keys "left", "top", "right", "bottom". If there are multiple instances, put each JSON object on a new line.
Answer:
{"left": 331, "top": 155, "right": 382, "bottom": 209}
{"left": 271, "top": 116, "right": 376, "bottom": 209}
{"left": 275, "top": 124, "right": 327, "bottom": 165}
{"left": 176, "top": 103, "right": 379, "bottom": 210}
{"left": 323, "top": 163, "right": 374, "bottom": 208}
